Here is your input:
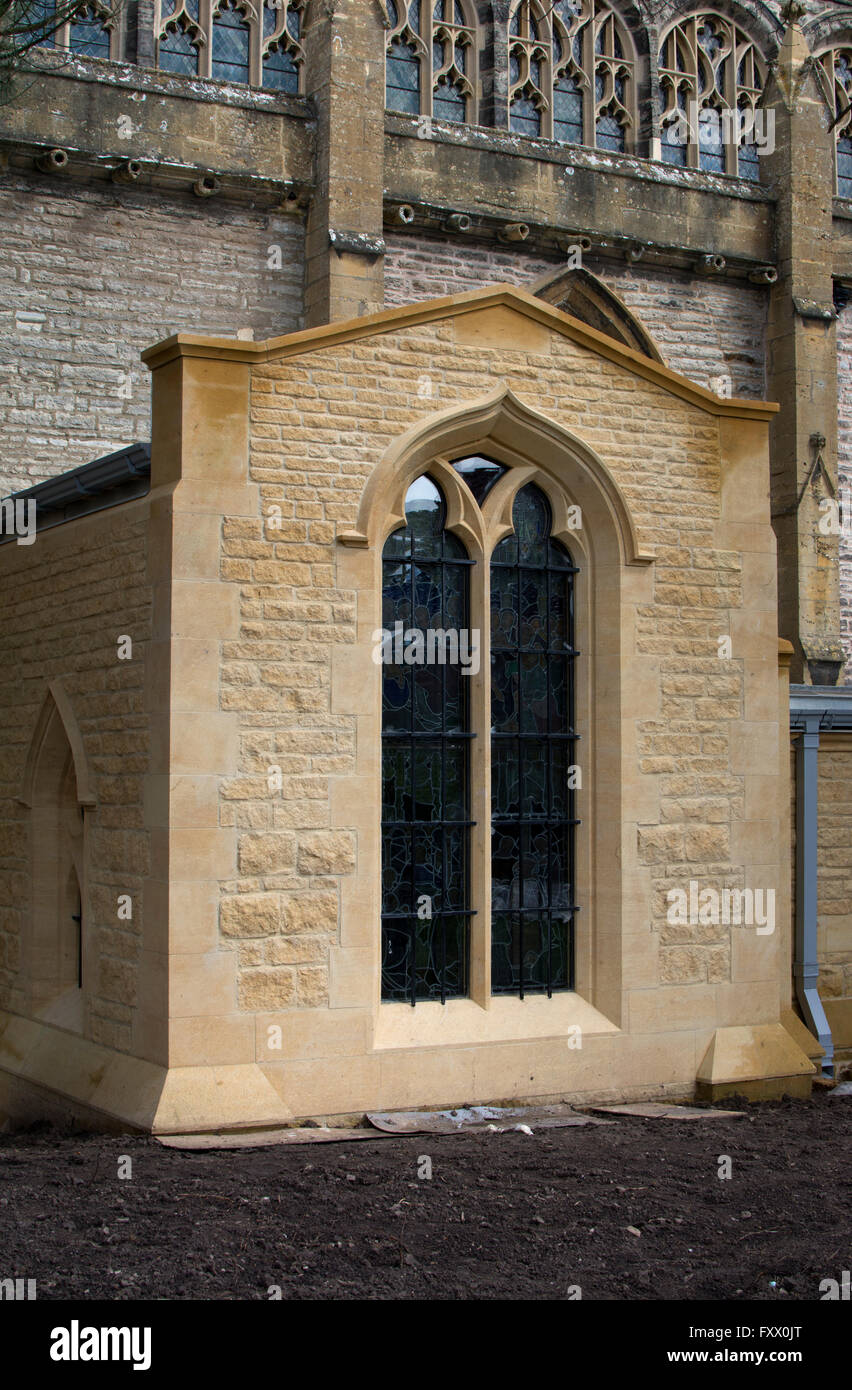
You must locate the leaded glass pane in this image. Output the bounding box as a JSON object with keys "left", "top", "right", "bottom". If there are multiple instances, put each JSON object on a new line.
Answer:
{"left": 510, "top": 95, "right": 541, "bottom": 137}
{"left": 491, "top": 483, "right": 578, "bottom": 997}
{"left": 381, "top": 474, "right": 473, "bottom": 1004}
{"left": 212, "top": 6, "right": 250, "bottom": 84}
{"left": 159, "top": 25, "right": 199, "bottom": 75}
{"left": 387, "top": 40, "right": 421, "bottom": 114}
{"left": 263, "top": 44, "right": 299, "bottom": 93}
{"left": 839, "top": 139, "right": 852, "bottom": 199}
{"left": 554, "top": 77, "right": 583, "bottom": 145}
{"left": 32, "top": 0, "right": 55, "bottom": 44}
{"left": 433, "top": 79, "right": 466, "bottom": 123}
{"left": 596, "top": 111, "right": 625, "bottom": 152}
{"left": 69, "top": 10, "right": 111, "bottom": 58}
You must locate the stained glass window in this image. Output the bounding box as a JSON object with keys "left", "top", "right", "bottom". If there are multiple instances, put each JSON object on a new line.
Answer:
{"left": 658, "top": 13, "right": 766, "bottom": 178}
{"left": 490, "top": 484, "right": 578, "bottom": 997}
{"left": 820, "top": 49, "right": 852, "bottom": 197}
{"left": 381, "top": 476, "right": 474, "bottom": 1004}
{"left": 212, "top": 4, "right": 250, "bottom": 85}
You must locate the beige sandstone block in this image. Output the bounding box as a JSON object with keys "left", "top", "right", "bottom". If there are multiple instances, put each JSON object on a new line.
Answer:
{"left": 237, "top": 832, "right": 297, "bottom": 875}
{"left": 220, "top": 893, "right": 280, "bottom": 938}
{"left": 297, "top": 831, "right": 356, "bottom": 875}
{"left": 238, "top": 967, "right": 297, "bottom": 1011}
{"left": 170, "top": 951, "right": 237, "bottom": 1018}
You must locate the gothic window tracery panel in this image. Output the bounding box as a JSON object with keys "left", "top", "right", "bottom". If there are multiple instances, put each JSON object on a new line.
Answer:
{"left": 508, "top": 0, "right": 635, "bottom": 153}
{"left": 658, "top": 12, "right": 766, "bottom": 180}
{"left": 381, "top": 475, "right": 473, "bottom": 1004}
{"left": 155, "top": 0, "right": 305, "bottom": 90}
{"left": 490, "top": 483, "right": 578, "bottom": 997}
{"left": 819, "top": 47, "right": 852, "bottom": 199}
{"left": 385, "top": 0, "right": 478, "bottom": 124}
{"left": 32, "top": 0, "right": 120, "bottom": 60}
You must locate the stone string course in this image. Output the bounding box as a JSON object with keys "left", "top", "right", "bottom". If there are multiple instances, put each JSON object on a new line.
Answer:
{"left": 0, "top": 511, "right": 152, "bottom": 1052}
{"left": 0, "top": 173, "right": 304, "bottom": 495}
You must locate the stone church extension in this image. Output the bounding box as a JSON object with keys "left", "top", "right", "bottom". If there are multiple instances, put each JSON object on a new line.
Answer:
{"left": 0, "top": 0, "right": 851, "bottom": 1132}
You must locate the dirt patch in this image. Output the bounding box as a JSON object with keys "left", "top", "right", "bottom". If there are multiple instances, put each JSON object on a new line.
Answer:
{"left": 0, "top": 1093, "right": 849, "bottom": 1300}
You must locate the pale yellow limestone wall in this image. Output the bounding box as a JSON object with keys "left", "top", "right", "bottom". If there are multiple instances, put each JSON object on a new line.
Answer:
{"left": 195, "top": 304, "right": 791, "bottom": 1115}
{"left": 0, "top": 506, "right": 153, "bottom": 1053}
{"left": 816, "top": 737, "right": 852, "bottom": 999}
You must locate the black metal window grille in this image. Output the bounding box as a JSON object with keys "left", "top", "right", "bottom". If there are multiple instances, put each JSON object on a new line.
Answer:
{"left": 490, "top": 482, "right": 579, "bottom": 997}
{"left": 381, "top": 475, "right": 474, "bottom": 1004}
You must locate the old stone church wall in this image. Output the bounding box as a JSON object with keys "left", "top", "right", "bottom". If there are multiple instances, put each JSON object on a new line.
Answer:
{"left": 0, "top": 174, "right": 304, "bottom": 494}
{"left": 383, "top": 233, "right": 767, "bottom": 398}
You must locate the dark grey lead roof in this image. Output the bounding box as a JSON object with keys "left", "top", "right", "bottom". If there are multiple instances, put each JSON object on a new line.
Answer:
{"left": 0, "top": 443, "right": 151, "bottom": 543}
{"left": 790, "top": 684, "right": 852, "bottom": 730}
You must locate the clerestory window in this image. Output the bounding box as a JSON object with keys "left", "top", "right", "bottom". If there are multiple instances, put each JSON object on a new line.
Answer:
{"left": 155, "top": 0, "right": 305, "bottom": 90}
{"left": 658, "top": 12, "right": 766, "bottom": 180}
{"left": 384, "top": 0, "right": 478, "bottom": 124}
{"left": 507, "top": 0, "right": 636, "bottom": 153}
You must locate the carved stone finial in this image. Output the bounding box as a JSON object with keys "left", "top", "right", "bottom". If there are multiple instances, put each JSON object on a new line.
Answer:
{"left": 781, "top": 0, "right": 806, "bottom": 26}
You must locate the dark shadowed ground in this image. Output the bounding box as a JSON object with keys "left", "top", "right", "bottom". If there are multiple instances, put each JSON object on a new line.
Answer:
{"left": 0, "top": 1093, "right": 849, "bottom": 1300}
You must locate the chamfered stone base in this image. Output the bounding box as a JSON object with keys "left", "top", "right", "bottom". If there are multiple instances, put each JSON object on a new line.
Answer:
{"left": 0, "top": 1010, "right": 292, "bottom": 1134}
{"left": 695, "top": 1022, "right": 815, "bottom": 1104}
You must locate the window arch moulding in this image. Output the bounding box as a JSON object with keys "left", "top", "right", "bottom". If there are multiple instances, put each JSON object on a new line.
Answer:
{"left": 19, "top": 680, "right": 97, "bottom": 811}
{"left": 338, "top": 385, "right": 654, "bottom": 572}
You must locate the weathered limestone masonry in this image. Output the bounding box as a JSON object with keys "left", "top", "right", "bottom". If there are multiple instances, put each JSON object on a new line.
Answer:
{"left": 836, "top": 306, "right": 852, "bottom": 678}
{"left": 384, "top": 234, "right": 768, "bottom": 398}
{"left": 764, "top": 16, "right": 843, "bottom": 685}
{"left": 816, "top": 740, "right": 852, "bottom": 1005}
{"left": 0, "top": 179, "right": 304, "bottom": 492}
{"left": 0, "top": 55, "right": 310, "bottom": 495}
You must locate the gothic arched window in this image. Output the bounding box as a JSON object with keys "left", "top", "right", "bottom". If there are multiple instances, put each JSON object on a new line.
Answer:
{"left": 381, "top": 476, "right": 473, "bottom": 1003}
{"left": 385, "top": 0, "right": 478, "bottom": 124}
{"left": 155, "top": 0, "right": 305, "bottom": 90}
{"left": 658, "top": 12, "right": 766, "bottom": 180}
{"left": 33, "top": 0, "right": 119, "bottom": 59}
{"left": 490, "top": 484, "right": 578, "bottom": 996}
{"left": 508, "top": 0, "right": 635, "bottom": 153}
{"left": 819, "top": 47, "right": 852, "bottom": 198}
{"left": 378, "top": 461, "right": 582, "bottom": 1008}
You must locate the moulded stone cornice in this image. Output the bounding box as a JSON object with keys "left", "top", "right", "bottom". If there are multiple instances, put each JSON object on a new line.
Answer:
{"left": 140, "top": 284, "right": 781, "bottom": 423}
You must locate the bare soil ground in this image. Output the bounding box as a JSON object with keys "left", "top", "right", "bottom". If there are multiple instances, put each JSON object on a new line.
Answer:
{"left": 0, "top": 1093, "right": 849, "bottom": 1301}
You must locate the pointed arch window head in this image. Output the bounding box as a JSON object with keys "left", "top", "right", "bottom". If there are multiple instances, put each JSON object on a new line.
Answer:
{"left": 33, "top": 0, "right": 119, "bottom": 59}
{"left": 381, "top": 475, "right": 474, "bottom": 1005}
{"left": 508, "top": 0, "right": 635, "bottom": 154}
{"left": 490, "top": 484, "right": 579, "bottom": 997}
{"left": 658, "top": 13, "right": 766, "bottom": 181}
{"left": 385, "top": 0, "right": 478, "bottom": 125}
{"left": 155, "top": 0, "right": 305, "bottom": 90}
{"left": 819, "top": 48, "right": 852, "bottom": 198}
